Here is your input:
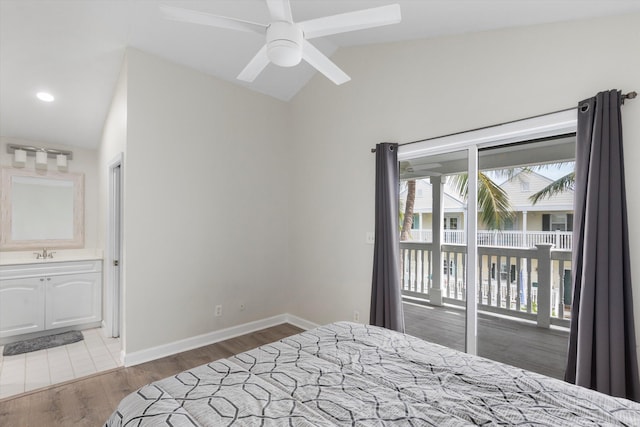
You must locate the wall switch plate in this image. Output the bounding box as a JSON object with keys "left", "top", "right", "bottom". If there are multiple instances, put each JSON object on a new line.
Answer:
{"left": 215, "top": 305, "right": 222, "bottom": 317}
{"left": 239, "top": 303, "right": 245, "bottom": 311}
{"left": 366, "top": 232, "right": 375, "bottom": 244}
{"left": 353, "top": 310, "right": 360, "bottom": 322}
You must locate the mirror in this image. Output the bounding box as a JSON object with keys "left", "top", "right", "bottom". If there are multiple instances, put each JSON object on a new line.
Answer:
{"left": 1, "top": 167, "right": 84, "bottom": 250}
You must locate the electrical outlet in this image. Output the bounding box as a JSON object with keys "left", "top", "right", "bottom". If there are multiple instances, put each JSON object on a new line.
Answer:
{"left": 215, "top": 305, "right": 223, "bottom": 317}
{"left": 353, "top": 310, "right": 360, "bottom": 322}
{"left": 239, "top": 302, "right": 245, "bottom": 311}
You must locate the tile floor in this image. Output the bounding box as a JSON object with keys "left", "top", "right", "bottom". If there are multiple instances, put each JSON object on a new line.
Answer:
{"left": 0, "top": 328, "right": 121, "bottom": 400}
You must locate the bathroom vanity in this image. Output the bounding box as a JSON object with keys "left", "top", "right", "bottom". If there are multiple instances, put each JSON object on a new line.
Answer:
{"left": 0, "top": 258, "right": 102, "bottom": 339}
{"left": 0, "top": 165, "right": 102, "bottom": 341}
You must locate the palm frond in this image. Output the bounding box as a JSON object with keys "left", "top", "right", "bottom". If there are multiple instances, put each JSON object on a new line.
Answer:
{"left": 529, "top": 172, "right": 575, "bottom": 204}
{"left": 528, "top": 162, "right": 575, "bottom": 173}
{"left": 449, "top": 172, "right": 514, "bottom": 230}
{"left": 477, "top": 173, "right": 514, "bottom": 229}
{"left": 448, "top": 173, "right": 469, "bottom": 199}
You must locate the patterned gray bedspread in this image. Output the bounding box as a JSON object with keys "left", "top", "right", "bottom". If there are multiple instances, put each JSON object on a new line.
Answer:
{"left": 105, "top": 322, "right": 640, "bottom": 426}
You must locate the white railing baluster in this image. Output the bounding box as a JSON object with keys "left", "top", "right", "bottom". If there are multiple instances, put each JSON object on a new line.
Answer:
{"left": 399, "top": 241, "right": 570, "bottom": 328}
{"left": 404, "top": 230, "right": 572, "bottom": 250}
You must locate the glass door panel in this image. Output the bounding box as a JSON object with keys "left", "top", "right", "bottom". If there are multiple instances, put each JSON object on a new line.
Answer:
{"left": 400, "top": 150, "right": 468, "bottom": 352}
{"left": 476, "top": 135, "right": 575, "bottom": 379}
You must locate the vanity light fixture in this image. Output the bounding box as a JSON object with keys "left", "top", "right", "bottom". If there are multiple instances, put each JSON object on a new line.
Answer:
{"left": 56, "top": 154, "right": 67, "bottom": 170}
{"left": 5, "top": 144, "right": 74, "bottom": 169}
{"left": 13, "top": 149, "right": 27, "bottom": 167}
{"left": 35, "top": 150, "right": 48, "bottom": 170}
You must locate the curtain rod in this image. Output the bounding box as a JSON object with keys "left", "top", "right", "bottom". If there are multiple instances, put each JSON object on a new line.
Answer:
{"left": 370, "top": 90, "right": 637, "bottom": 153}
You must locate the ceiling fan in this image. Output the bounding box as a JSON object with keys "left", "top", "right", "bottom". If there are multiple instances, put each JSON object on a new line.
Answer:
{"left": 160, "top": 1, "right": 401, "bottom": 85}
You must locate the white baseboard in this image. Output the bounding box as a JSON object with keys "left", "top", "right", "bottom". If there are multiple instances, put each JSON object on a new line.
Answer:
{"left": 123, "top": 313, "right": 318, "bottom": 367}
{"left": 283, "top": 313, "right": 319, "bottom": 331}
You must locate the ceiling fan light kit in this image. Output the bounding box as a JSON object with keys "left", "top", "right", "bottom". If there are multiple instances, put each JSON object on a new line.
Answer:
{"left": 266, "top": 21, "right": 303, "bottom": 67}
{"left": 161, "top": 1, "right": 401, "bottom": 85}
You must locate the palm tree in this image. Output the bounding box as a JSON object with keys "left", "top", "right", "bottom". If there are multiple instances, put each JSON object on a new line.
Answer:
{"left": 401, "top": 162, "right": 574, "bottom": 241}
{"left": 448, "top": 172, "right": 514, "bottom": 230}
{"left": 400, "top": 180, "right": 416, "bottom": 240}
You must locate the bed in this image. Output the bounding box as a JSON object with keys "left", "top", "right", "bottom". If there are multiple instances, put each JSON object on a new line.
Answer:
{"left": 105, "top": 321, "right": 640, "bottom": 426}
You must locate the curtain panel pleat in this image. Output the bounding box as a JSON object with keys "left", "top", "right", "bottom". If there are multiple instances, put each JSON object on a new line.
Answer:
{"left": 565, "top": 89, "right": 640, "bottom": 401}
{"left": 370, "top": 142, "right": 405, "bottom": 332}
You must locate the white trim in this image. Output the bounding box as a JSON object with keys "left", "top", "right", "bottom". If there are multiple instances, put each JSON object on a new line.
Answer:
{"left": 123, "top": 313, "right": 318, "bottom": 367}
{"left": 465, "top": 146, "right": 478, "bottom": 355}
{"left": 283, "top": 313, "right": 320, "bottom": 331}
{"left": 398, "top": 111, "right": 578, "bottom": 355}
{"left": 106, "top": 153, "right": 123, "bottom": 339}
{"left": 398, "top": 109, "right": 577, "bottom": 160}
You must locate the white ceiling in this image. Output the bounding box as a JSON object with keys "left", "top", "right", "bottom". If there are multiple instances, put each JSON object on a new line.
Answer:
{"left": 2, "top": 0, "right": 640, "bottom": 150}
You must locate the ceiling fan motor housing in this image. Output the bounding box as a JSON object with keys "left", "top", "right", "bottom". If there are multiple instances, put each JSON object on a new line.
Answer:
{"left": 266, "top": 21, "right": 303, "bottom": 67}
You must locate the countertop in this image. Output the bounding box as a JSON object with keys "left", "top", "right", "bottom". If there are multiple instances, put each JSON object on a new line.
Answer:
{"left": 0, "top": 252, "right": 103, "bottom": 267}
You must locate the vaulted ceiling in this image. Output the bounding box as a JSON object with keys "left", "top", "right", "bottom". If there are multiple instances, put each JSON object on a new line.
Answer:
{"left": 2, "top": 1, "right": 639, "bottom": 149}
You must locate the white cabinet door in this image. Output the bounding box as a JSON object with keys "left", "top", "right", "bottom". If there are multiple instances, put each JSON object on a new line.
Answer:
{"left": 45, "top": 273, "right": 102, "bottom": 330}
{"left": 0, "top": 278, "right": 45, "bottom": 338}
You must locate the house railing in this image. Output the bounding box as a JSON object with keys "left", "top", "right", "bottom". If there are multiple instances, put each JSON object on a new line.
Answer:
{"left": 400, "top": 241, "right": 572, "bottom": 328}
{"left": 408, "top": 229, "right": 573, "bottom": 251}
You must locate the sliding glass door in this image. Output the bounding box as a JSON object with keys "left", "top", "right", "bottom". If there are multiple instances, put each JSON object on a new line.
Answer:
{"left": 398, "top": 111, "right": 577, "bottom": 378}
{"left": 475, "top": 136, "right": 574, "bottom": 378}
{"left": 400, "top": 149, "right": 469, "bottom": 352}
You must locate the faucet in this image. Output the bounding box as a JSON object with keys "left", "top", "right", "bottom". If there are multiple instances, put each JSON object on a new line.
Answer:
{"left": 33, "top": 248, "right": 55, "bottom": 259}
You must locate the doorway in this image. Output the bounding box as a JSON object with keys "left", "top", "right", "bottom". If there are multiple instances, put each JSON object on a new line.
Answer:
{"left": 398, "top": 110, "right": 577, "bottom": 379}
{"left": 106, "top": 153, "right": 123, "bottom": 339}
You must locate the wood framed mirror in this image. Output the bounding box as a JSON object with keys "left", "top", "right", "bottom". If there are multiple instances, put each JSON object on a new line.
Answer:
{"left": 1, "top": 167, "right": 84, "bottom": 250}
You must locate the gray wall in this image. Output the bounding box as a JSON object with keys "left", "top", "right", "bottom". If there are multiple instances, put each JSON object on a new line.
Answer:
{"left": 287, "top": 14, "right": 640, "bottom": 354}
{"left": 109, "top": 49, "right": 291, "bottom": 353}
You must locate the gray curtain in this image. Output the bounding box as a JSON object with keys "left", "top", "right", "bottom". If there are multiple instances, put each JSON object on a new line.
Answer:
{"left": 565, "top": 89, "right": 640, "bottom": 401}
{"left": 370, "top": 142, "right": 405, "bottom": 332}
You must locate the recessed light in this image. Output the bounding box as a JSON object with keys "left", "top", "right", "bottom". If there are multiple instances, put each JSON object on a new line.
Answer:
{"left": 36, "top": 92, "right": 55, "bottom": 102}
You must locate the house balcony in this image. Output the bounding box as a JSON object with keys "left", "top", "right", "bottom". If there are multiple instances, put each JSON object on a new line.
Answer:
{"left": 409, "top": 229, "right": 573, "bottom": 251}
{"left": 401, "top": 241, "right": 572, "bottom": 378}
{"left": 402, "top": 302, "right": 569, "bottom": 379}
{"left": 400, "top": 241, "right": 572, "bottom": 329}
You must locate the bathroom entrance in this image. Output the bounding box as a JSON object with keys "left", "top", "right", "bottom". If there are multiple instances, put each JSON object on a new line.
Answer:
{"left": 106, "top": 154, "right": 123, "bottom": 340}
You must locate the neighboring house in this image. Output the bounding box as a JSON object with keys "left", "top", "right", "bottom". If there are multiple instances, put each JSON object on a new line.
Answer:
{"left": 400, "top": 169, "right": 575, "bottom": 309}
{"left": 498, "top": 170, "right": 573, "bottom": 234}
{"left": 401, "top": 178, "right": 466, "bottom": 239}
{"left": 400, "top": 170, "right": 574, "bottom": 249}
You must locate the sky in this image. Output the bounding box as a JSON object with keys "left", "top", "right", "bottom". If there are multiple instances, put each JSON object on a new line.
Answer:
{"left": 536, "top": 163, "right": 575, "bottom": 181}
{"left": 487, "top": 162, "right": 575, "bottom": 185}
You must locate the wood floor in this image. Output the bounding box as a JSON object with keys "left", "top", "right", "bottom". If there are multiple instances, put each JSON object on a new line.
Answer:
{"left": 403, "top": 301, "right": 570, "bottom": 379}
{"left": 1, "top": 312, "right": 569, "bottom": 425}
{"left": 0, "top": 323, "right": 303, "bottom": 427}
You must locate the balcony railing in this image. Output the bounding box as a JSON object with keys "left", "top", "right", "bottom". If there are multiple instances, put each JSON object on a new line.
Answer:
{"left": 408, "top": 229, "right": 573, "bottom": 251}
{"left": 400, "top": 241, "right": 572, "bottom": 328}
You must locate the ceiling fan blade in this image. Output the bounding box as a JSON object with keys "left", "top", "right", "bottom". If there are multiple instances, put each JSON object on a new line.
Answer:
{"left": 265, "top": 0, "right": 293, "bottom": 22}
{"left": 299, "top": 4, "right": 401, "bottom": 39}
{"left": 237, "top": 45, "right": 270, "bottom": 82}
{"left": 301, "top": 40, "right": 350, "bottom": 85}
{"left": 160, "top": 5, "right": 267, "bottom": 35}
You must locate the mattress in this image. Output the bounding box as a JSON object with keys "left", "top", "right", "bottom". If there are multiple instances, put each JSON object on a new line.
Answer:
{"left": 105, "top": 321, "right": 640, "bottom": 426}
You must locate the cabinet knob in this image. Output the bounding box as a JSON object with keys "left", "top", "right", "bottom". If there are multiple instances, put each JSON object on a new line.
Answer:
{"left": 40, "top": 278, "right": 45, "bottom": 281}
{"left": 47, "top": 277, "right": 51, "bottom": 281}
